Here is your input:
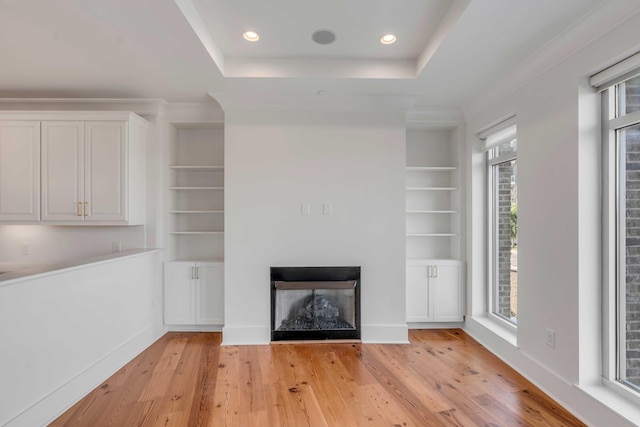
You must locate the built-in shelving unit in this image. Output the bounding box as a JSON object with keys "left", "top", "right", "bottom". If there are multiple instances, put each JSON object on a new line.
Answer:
{"left": 405, "top": 129, "right": 460, "bottom": 260}
{"left": 166, "top": 126, "right": 225, "bottom": 262}
{"left": 405, "top": 127, "right": 464, "bottom": 326}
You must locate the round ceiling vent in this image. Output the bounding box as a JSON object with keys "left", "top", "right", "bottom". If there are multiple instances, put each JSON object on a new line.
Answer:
{"left": 312, "top": 30, "right": 336, "bottom": 45}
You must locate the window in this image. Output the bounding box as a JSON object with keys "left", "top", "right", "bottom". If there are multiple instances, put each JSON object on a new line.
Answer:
{"left": 481, "top": 119, "right": 518, "bottom": 325}
{"left": 597, "top": 56, "right": 640, "bottom": 397}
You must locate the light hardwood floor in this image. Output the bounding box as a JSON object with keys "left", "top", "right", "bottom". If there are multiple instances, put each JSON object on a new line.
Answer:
{"left": 51, "top": 329, "right": 586, "bottom": 426}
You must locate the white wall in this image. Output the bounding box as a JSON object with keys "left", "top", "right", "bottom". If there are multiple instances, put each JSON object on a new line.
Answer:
{"left": 0, "top": 225, "right": 145, "bottom": 263}
{"left": 223, "top": 110, "right": 408, "bottom": 344}
{"left": 0, "top": 250, "right": 164, "bottom": 427}
{"left": 464, "top": 7, "right": 640, "bottom": 426}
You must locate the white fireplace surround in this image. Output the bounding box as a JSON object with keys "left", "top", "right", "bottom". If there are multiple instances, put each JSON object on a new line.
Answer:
{"left": 221, "top": 110, "right": 409, "bottom": 345}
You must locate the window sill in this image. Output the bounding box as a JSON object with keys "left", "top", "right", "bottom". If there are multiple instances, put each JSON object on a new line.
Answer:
{"left": 576, "top": 382, "right": 640, "bottom": 425}
{"left": 470, "top": 313, "right": 517, "bottom": 347}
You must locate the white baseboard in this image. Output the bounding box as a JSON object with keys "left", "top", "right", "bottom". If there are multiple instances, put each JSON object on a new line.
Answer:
{"left": 361, "top": 324, "right": 409, "bottom": 344}
{"left": 221, "top": 325, "right": 270, "bottom": 345}
{"left": 166, "top": 324, "right": 223, "bottom": 332}
{"left": 463, "top": 317, "right": 637, "bottom": 427}
{"left": 407, "top": 322, "right": 464, "bottom": 329}
{"left": 5, "top": 321, "right": 166, "bottom": 427}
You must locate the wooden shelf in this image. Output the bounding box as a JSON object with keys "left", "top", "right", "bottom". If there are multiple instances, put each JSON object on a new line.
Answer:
{"left": 169, "top": 187, "right": 224, "bottom": 190}
{"left": 170, "top": 165, "right": 224, "bottom": 171}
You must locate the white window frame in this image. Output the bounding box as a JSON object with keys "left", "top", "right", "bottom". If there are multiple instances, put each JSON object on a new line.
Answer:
{"left": 600, "top": 70, "right": 640, "bottom": 405}
{"left": 481, "top": 118, "right": 518, "bottom": 329}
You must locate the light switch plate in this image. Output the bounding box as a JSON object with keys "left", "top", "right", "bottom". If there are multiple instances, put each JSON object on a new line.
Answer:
{"left": 301, "top": 202, "right": 311, "bottom": 215}
{"left": 323, "top": 202, "right": 332, "bottom": 215}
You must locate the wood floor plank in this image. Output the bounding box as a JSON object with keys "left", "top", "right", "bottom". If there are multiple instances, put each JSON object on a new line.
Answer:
{"left": 50, "top": 329, "right": 587, "bottom": 427}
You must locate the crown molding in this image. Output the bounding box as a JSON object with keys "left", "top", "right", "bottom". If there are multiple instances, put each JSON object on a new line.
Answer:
{"left": 406, "top": 106, "right": 464, "bottom": 129}
{"left": 462, "top": 0, "right": 640, "bottom": 119}
{"left": 164, "top": 102, "right": 224, "bottom": 125}
{"left": 0, "top": 98, "right": 167, "bottom": 117}
{"left": 210, "top": 92, "right": 419, "bottom": 113}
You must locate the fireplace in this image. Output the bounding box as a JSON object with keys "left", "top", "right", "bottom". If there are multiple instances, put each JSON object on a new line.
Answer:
{"left": 270, "top": 266, "right": 361, "bottom": 341}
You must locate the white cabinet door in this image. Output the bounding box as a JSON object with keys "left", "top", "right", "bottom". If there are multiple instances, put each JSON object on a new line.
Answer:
{"left": 164, "top": 262, "right": 196, "bottom": 325}
{"left": 164, "top": 261, "right": 224, "bottom": 326}
{"left": 196, "top": 262, "right": 224, "bottom": 325}
{"left": 432, "top": 263, "right": 463, "bottom": 322}
{"left": 41, "top": 121, "right": 84, "bottom": 222}
{"left": 84, "top": 121, "right": 127, "bottom": 222}
{"left": 406, "top": 264, "right": 432, "bottom": 322}
{"left": 407, "top": 260, "right": 463, "bottom": 323}
{"left": 0, "top": 121, "right": 40, "bottom": 222}
{"left": 40, "top": 117, "right": 143, "bottom": 225}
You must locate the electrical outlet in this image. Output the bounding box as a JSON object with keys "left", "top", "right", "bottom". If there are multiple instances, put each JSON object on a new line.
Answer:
{"left": 112, "top": 242, "right": 122, "bottom": 253}
{"left": 545, "top": 328, "right": 556, "bottom": 348}
{"left": 21, "top": 242, "right": 30, "bottom": 256}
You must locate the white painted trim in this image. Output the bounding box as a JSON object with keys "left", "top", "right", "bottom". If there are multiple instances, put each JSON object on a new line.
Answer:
{"left": 210, "top": 91, "right": 419, "bottom": 113}
{"left": 0, "top": 99, "right": 166, "bottom": 117}
{"left": 360, "top": 324, "right": 409, "bottom": 344}
{"left": 0, "top": 110, "right": 147, "bottom": 122}
{"left": 221, "top": 325, "right": 270, "bottom": 345}
{"left": 405, "top": 106, "right": 464, "bottom": 129}
{"left": 0, "top": 249, "right": 159, "bottom": 287}
{"left": 407, "top": 322, "right": 464, "bottom": 329}
{"left": 469, "top": 314, "right": 517, "bottom": 347}
{"left": 5, "top": 321, "right": 166, "bottom": 427}
{"left": 463, "top": 1, "right": 640, "bottom": 119}
{"left": 164, "top": 102, "right": 224, "bottom": 125}
{"left": 174, "top": 0, "right": 225, "bottom": 75}
{"left": 223, "top": 57, "right": 416, "bottom": 79}
{"left": 464, "top": 318, "right": 640, "bottom": 427}
{"left": 590, "top": 50, "right": 640, "bottom": 90}
{"left": 166, "top": 325, "right": 223, "bottom": 332}
{"left": 416, "top": 0, "right": 471, "bottom": 76}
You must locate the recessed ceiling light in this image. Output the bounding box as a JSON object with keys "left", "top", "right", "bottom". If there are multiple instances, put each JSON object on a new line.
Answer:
{"left": 380, "top": 34, "right": 397, "bottom": 45}
{"left": 243, "top": 31, "right": 260, "bottom": 42}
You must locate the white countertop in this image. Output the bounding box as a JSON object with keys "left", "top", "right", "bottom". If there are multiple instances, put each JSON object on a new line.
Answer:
{"left": 0, "top": 249, "right": 159, "bottom": 285}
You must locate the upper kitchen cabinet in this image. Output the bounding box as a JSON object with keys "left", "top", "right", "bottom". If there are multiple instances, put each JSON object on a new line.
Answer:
{"left": 0, "top": 121, "right": 41, "bottom": 222}
{"left": 40, "top": 112, "right": 148, "bottom": 225}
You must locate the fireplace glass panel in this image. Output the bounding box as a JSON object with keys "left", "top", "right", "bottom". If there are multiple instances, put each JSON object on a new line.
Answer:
{"left": 274, "top": 282, "right": 356, "bottom": 332}
{"left": 270, "top": 267, "right": 361, "bottom": 341}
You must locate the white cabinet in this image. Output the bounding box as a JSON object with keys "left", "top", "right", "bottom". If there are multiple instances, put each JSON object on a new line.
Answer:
{"left": 405, "top": 128, "right": 464, "bottom": 325}
{"left": 406, "top": 260, "right": 463, "bottom": 323}
{"left": 164, "top": 261, "right": 224, "bottom": 326}
{"left": 0, "top": 121, "right": 40, "bottom": 222}
{"left": 41, "top": 114, "right": 147, "bottom": 225}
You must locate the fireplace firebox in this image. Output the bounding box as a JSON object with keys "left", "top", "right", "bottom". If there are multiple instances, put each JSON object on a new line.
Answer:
{"left": 270, "top": 266, "right": 361, "bottom": 341}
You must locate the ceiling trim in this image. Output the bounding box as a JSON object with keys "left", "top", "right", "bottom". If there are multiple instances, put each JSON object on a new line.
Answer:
{"left": 224, "top": 57, "right": 416, "bottom": 79}
{"left": 416, "top": 0, "right": 470, "bottom": 76}
{"left": 462, "top": 0, "right": 640, "bottom": 119}
{"left": 0, "top": 98, "right": 167, "bottom": 117}
{"left": 210, "top": 91, "right": 419, "bottom": 113}
{"left": 164, "top": 102, "right": 224, "bottom": 124}
{"left": 175, "top": 0, "right": 225, "bottom": 75}
{"left": 406, "top": 106, "right": 463, "bottom": 129}
{"left": 176, "top": 0, "right": 467, "bottom": 80}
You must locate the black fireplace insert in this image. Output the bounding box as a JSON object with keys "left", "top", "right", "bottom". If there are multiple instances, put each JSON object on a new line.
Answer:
{"left": 270, "top": 266, "right": 361, "bottom": 341}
